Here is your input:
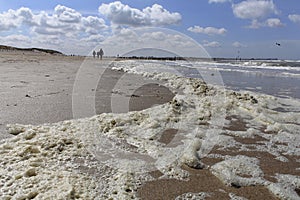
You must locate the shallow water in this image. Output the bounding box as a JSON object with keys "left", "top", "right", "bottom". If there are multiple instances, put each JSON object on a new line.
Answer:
{"left": 218, "top": 70, "right": 300, "bottom": 99}
{"left": 196, "top": 60, "right": 300, "bottom": 99}
{"left": 134, "top": 59, "right": 300, "bottom": 99}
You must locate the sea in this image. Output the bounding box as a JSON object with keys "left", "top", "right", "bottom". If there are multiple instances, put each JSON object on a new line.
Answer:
{"left": 127, "top": 59, "right": 300, "bottom": 99}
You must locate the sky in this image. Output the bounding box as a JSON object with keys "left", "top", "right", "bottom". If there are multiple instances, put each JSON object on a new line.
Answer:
{"left": 0, "top": 0, "right": 300, "bottom": 59}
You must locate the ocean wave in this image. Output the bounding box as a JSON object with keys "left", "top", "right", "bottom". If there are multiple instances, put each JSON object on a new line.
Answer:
{"left": 136, "top": 60, "right": 300, "bottom": 77}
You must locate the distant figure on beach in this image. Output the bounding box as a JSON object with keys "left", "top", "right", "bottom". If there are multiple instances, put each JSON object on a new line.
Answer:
{"left": 99, "top": 48, "right": 104, "bottom": 60}
{"left": 93, "top": 50, "right": 96, "bottom": 58}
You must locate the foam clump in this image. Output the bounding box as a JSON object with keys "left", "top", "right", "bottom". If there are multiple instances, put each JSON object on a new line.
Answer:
{"left": 210, "top": 155, "right": 265, "bottom": 187}
{"left": 181, "top": 138, "right": 204, "bottom": 169}
{"left": 6, "top": 124, "right": 26, "bottom": 135}
{"left": 229, "top": 193, "right": 248, "bottom": 200}
{"left": 267, "top": 174, "right": 300, "bottom": 200}
{"left": 0, "top": 123, "right": 101, "bottom": 199}
{"left": 175, "top": 192, "right": 210, "bottom": 200}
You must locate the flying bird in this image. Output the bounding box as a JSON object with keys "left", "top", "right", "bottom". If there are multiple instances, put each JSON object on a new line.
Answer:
{"left": 275, "top": 42, "right": 281, "bottom": 46}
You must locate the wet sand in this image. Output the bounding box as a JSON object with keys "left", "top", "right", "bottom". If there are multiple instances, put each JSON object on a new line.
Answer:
{"left": 137, "top": 117, "right": 299, "bottom": 199}
{"left": 138, "top": 166, "right": 277, "bottom": 200}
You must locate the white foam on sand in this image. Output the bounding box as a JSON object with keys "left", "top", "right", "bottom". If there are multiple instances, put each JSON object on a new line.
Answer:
{"left": 267, "top": 174, "right": 300, "bottom": 200}
{"left": 1, "top": 60, "right": 300, "bottom": 199}
{"left": 210, "top": 155, "right": 265, "bottom": 187}
{"left": 175, "top": 192, "right": 210, "bottom": 200}
{"left": 229, "top": 193, "right": 249, "bottom": 200}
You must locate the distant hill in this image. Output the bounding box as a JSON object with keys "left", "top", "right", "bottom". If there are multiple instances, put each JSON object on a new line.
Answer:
{"left": 0, "top": 45, "right": 63, "bottom": 55}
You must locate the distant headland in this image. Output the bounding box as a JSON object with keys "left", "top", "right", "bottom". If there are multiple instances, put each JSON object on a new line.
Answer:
{"left": 0, "top": 45, "right": 63, "bottom": 55}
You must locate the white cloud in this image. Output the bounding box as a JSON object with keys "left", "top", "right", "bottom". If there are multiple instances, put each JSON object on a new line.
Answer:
{"left": 54, "top": 5, "right": 82, "bottom": 23}
{"left": 143, "top": 4, "right": 181, "bottom": 26}
{"left": 36, "top": 5, "right": 108, "bottom": 37}
{"left": 80, "top": 34, "right": 105, "bottom": 43}
{"left": 209, "top": 0, "right": 231, "bottom": 3}
{"left": 0, "top": 8, "right": 33, "bottom": 30}
{"left": 0, "top": 5, "right": 110, "bottom": 55}
{"left": 232, "top": 1, "right": 283, "bottom": 29}
{"left": 232, "top": 41, "right": 247, "bottom": 48}
{"left": 232, "top": 0, "right": 278, "bottom": 20}
{"left": 81, "top": 16, "right": 107, "bottom": 34}
{"left": 247, "top": 18, "right": 283, "bottom": 28}
{"left": 0, "top": 34, "right": 31, "bottom": 45}
{"left": 142, "top": 31, "right": 167, "bottom": 41}
{"left": 34, "top": 35, "right": 63, "bottom": 46}
{"left": 247, "top": 19, "right": 262, "bottom": 29}
{"left": 288, "top": 14, "right": 300, "bottom": 23}
{"left": 0, "top": 5, "right": 108, "bottom": 37}
{"left": 265, "top": 18, "right": 283, "bottom": 27}
{"left": 33, "top": 26, "right": 65, "bottom": 36}
{"left": 98, "top": 1, "right": 181, "bottom": 26}
{"left": 203, "top": 41, "right": 221, "bottom": 47}
{"left": 188, "top": 26, "right": 227, "bottom": 35}
{"left": 15, "top": 7, "right": 37, "bottom": 26}
{"left": 99, "top": 27, "right": 210, "bottom": 57}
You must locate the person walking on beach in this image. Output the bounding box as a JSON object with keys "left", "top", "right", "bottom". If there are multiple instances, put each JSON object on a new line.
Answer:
{"left": 99, "top": 48, "right": 104, "bottom": 60}
{"left": 92, "top": 50, "right": 96, "bottom": 58}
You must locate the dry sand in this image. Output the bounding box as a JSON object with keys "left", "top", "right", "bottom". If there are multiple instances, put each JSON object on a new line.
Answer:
{"left": 0, "top": 51, "right": 174, "bottom": 141}
{"left": 0, "top": 51, "right": 80, "bottom": 140}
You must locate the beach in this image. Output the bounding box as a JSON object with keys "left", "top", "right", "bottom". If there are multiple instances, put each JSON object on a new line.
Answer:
{"left": 0, "top": 51, "right": 79, "bottom": 140}
{"left": 0, "top": 51, "right": 174, "bottom": 140}
{"left": 0, "top": 51, "right": 300, "bottom": 199}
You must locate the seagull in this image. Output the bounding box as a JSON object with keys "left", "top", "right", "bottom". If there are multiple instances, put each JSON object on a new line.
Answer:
{"left": 275, "top": 42, "right": 281, "bottom": 46}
